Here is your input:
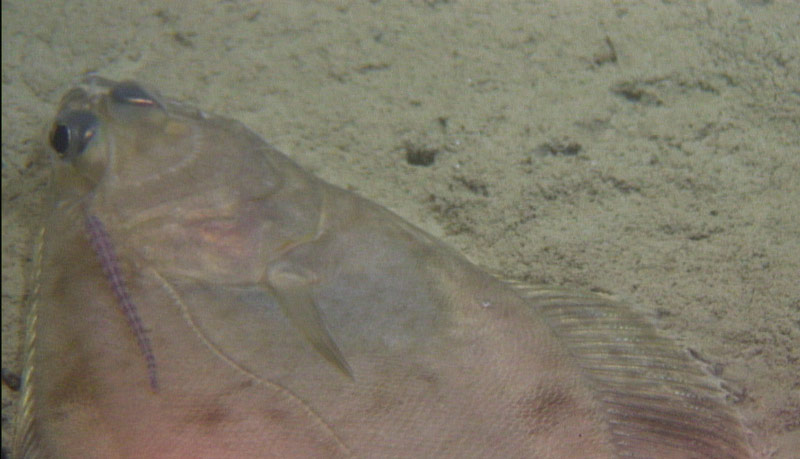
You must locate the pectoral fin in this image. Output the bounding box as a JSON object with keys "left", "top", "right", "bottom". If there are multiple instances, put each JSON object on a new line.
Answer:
{"left": 268, "top": 267, "right": 353, "bottom": 378}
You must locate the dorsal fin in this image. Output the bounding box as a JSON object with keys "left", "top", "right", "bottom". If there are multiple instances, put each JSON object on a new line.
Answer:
{"left": 515, "top": 285, "right": 754, "bottom": 458}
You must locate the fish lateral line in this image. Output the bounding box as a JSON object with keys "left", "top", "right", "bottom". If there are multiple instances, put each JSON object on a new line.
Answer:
{"left": 84, "top": 214, "right": 159, "bottom": 391}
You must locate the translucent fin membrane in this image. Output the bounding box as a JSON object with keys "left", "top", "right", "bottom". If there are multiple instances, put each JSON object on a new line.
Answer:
{"left": 516, "top": 286, "right": 753, "bottom": 458}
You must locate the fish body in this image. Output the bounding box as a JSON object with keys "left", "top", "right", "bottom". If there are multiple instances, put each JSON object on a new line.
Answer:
{"left": 14, "top": 77, "right": 755, "bottom": 458}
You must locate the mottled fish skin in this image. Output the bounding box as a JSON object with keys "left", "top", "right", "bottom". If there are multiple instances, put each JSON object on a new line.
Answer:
{"left": 14, "top": 77, "right": 757, "bottom": 458}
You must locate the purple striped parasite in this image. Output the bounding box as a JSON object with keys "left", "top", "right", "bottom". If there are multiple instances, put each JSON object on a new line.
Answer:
{"left": 85, "top": 214, "right": 158, "bottom": 391}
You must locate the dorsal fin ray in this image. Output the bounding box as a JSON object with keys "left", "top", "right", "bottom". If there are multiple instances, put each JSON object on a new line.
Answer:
{"left": 514, "top": 285, "right": 754, "bottom": 458}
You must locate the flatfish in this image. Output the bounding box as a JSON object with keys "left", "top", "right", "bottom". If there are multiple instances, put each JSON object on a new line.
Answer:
{"left": 14, "top": 76, "right": 756, "bottom": 458}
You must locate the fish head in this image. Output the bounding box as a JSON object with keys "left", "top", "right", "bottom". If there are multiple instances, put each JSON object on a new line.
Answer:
{"left": 46, "top": 76, "right": 324, "bottom": 283}
{"left": 49, "top": 77, "right": 184, "bottom": 192}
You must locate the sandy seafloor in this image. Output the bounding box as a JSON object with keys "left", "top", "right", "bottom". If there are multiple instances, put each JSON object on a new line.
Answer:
{"left": 1, "top": 0, "right": 798, "bottom": 456}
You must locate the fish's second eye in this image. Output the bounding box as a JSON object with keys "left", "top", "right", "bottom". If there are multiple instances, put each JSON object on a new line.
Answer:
{"left": 111, "top": 81, "right": 163, "bottom": 109}
{"left": 107, "top": 81, "right": 167, "bottom": 124}
{"left": 49, "top": 110, "right": 99, "bottom": 161}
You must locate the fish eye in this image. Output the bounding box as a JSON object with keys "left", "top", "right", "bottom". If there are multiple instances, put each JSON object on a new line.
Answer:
{"left": 107, "top": 81, "right": 167, "bottom": 124}
{"left": 110, "top": 81, "right": 164, "bottom": 109}
{"left": 49, "top": 110, "right": 99, "bottom": 161}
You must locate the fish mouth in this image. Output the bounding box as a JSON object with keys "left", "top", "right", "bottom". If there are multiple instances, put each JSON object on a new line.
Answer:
{"left": 55, "top": 73, "right": 119, "bottom": 112}
{"left": 53, "top": 86, "right": 96, "bottom": 118}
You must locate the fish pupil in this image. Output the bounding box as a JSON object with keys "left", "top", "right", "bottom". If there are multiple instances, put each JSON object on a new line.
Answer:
{"left": 50, "top": 124, "right": 70, "bottom": 156}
